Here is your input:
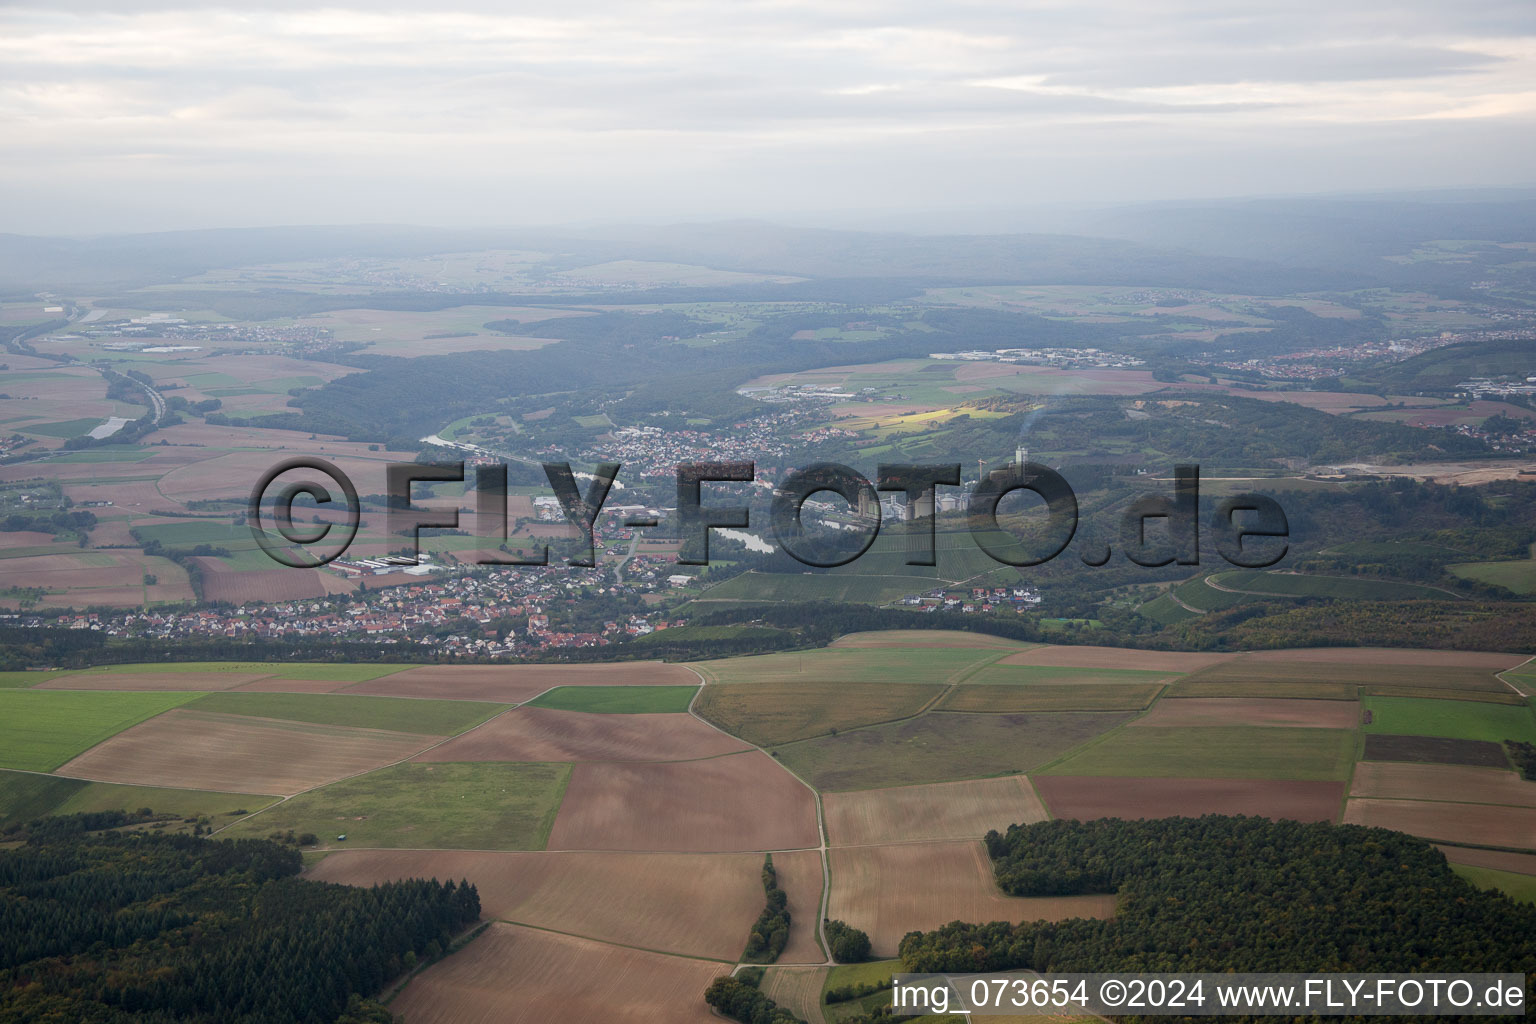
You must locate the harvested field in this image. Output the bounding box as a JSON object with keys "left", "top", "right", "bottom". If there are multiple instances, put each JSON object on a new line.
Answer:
{"left": 388, "top": 922, "right": 727, "bottom": 1024}
{"left": 1436, "top": 846, "right": 1536, "bottom": 875}
{"left": 1344, "top": 798, "right": 1536, "bottom": 849}
{"left": 1178, "top": 657, "right": 1510, "bottom": 693}
{"left": 1132, "top": 698, "right": 1360, "bottom": 729}
{"left": 307, "top": 847, "right": 820, "bottom": 959}
{"left": 697, "top": 680, "right": 945, "bottom": 746}
{"left": 831, "top": 630, "right": 1030, "bottom": 650}
{"left": 939, "top": 683, "right": 1164, "bottom": 712}
{"left": 1242, "top": 648, "right": 1526, "bottom": 669}
{"left": 966, "top": 664, "right": 1176, "bottom": 687}
{"left": 760, "top": 967, "right": 828, "bottom": 1024}
{"left": 547, "top": 751, "right": 818, "bottom": 853}
{"left": 56, "top": 709, "right": 435, "bottom": 794}
{"left": 1034, "top": 776, "right": 1344, "bottom": 823}
{"left": 775, "top": 712, "right": 1135, "bottom": 792}
{"left": 827, "top": 841, "right": 1116, "bottom": 957}
{"left": 772, "top": 846, "right": 828, "bottom": 963}
{"left": 1167, "top": 679, "right": 1358, "bottom": 700}
{"left": 824, "top": 775, "right": 1047, "bottom": 847}
{"left": 999, "top": 646, "right": 1235, "bottom": 672}
{"left": 1350, "top": 763, "right": 1536, "bottom": 807}
{"left": 228, "top": 677, "right": 355, "bottom": 693}
{"left": 415, "top": 708, "right": 749, "bottom": 763}
{"left": 342, "top": 661, "right": 693, "bottom": 701}
{"left": 33, "top": 671, "right": 269, "bottom": 691}
{"left": 1363, "top": 733, "right": 1511, "bottom": 768}
{"left": 1042, "top": 726, "right": 1355, "bottom": 780}
{"left": 198, "top": 564, "right": 329, "bottom": 604}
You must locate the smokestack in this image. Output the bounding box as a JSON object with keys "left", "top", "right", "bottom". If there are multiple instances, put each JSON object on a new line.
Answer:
{"left": 1015, "top": 445, "right": 1027, "bottom": 467}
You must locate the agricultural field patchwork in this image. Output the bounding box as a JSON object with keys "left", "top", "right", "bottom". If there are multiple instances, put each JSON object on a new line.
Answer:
{"left": 773, "top": 711, "right": 1137, "bottom": 792}
{"left": 696, "top": 680, "right": 946, "bottom": 745}
{"left": 224, "top": 762, "right": 570, "bottom": 850}
{"left": 55, "top": 708, "right": 436, "bottom": 794}
{"left": 0, "top": 689, "right": 204, "bottom": 771}
{"left": 525, "top": 684, "right": 699, "bottom": 713}
{"left": 1349, "top": 762, "right": 1536, "bottom": 807}
{"left": 185, "top": 691, "right": 510, "bottom": 735}
{"left": 1362, "top": 696, "right": 1536, "bottom": 744}
{"left": 546, "top": 751, "right": 819, "bottom": 852}
{"left": 823, "top": 775, "right": 1048, "bottom": 847}
{"left": 938, "top": 682, "right": 1164, "bottom": 712}
{"left": 1034, "top": 776, "right": 1345, "bottom": 823}
{"left": 692, "top": 645, "right": 1006, "bottom": 687}
{"left": 415, "top": 707, "right": 750, "bottom": 763}
{"left": 386, "top": 922, "right": 729, "bottom": 1024}
{"left": 1040, "top": 726, "right": 1356, "bottom": 780}
{"left": 1361, "top": 734, "right": 1512, "bottom": 768}
{"left": 307, "top": 847, "right": 821, "bottom": 960}
{"left": 826, "top": 841, "right": 1117, "bottom": 957}
{"left": 1343, "top": 799, "right": 1536, "bottom": 849}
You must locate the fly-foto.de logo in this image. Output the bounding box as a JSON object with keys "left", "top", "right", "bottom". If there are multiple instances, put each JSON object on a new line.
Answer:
{"left": 247, "top": 458, "right": 1288, "bottom": 572}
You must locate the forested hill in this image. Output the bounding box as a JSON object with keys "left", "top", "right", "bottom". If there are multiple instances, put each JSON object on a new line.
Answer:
{"left": 0, "top": 819, "right": 480, "bottom": 1023}
{"left": 900, "top": 817, "right": 1536, "bottom": 1008}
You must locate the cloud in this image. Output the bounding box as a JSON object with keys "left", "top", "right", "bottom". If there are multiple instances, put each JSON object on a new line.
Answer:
{"left": 0, "top": 1, "right": 1532, "bottom": 231}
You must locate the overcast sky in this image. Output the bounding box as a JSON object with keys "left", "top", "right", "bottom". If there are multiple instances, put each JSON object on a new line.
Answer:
{"left": 2, "top": 1, "right": 1534, "bottom": 234}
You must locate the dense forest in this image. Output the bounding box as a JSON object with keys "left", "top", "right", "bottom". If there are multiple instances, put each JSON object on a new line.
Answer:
{"left": 0, "top": 821, "right": 480, "bottom": 1023}
{"left": 898, "top": 817, "right": 1535, "bottom": 1016}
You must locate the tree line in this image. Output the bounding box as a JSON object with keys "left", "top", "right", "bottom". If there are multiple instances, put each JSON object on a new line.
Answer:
{"left": 0, "top": 820, "right": 480, "bottom": 1023}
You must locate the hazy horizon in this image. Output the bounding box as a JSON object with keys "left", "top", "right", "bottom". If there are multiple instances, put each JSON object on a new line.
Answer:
{"left": 2, "top": 1, "right": 1534, "bottom": 235}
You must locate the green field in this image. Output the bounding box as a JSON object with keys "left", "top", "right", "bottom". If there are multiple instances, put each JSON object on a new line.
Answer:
{"left": 772, "top": 711, "right": 1135, "bottom": 791}
{"left": 1450, "top": 864, "right": 1536, "bottom": 905}
{"left": 24, "top": 417, "right": 109, "bottom": 438}
{"left": 693, "top": 646, "right": 1006, "bottom": 687}
{"left": 525, "top": 685, "right": 698, "bottom": 714}
{"left": 1138, "top": 591, "right": 1202, "bottom": 625}
{"left": 0, "top": 671, "right": 70, "bottom": 688}
{"left": 698, "top": 681, "right": 945, "bottom": 746}
{"left": 0, "top": 690, "right": 204, "bottom": 771}
{"left": 939, "top": 682, "right": 1164, "bottom": 712}
{"left": 1213, "top": 570, "right": 1451, "bottom": 601}
{"left": 223, "top": 762, "right": 571, "bottom": 850}
{"left": 56, "top": 782, "right": 279, "bottom": 820}
{"left": 78, "top": 661, "right": 413, "bottom": 682}
{"left": 1448, "top": 559, "right": 1536, "bottom": 595}
{"left": 1362, "top": 697, "right": 1536, "bottom": 744}
{"left": 823, "top": 960, "right": 902, "bottom": 1023}
{"left": 0, "top": 770, "right": 87, "bottom": 825}
{"left": 185, "top": 692, "right": 509, "bottom": 735}
{"left": 1040, "top": 726, "right": 1356, "bottom": 780}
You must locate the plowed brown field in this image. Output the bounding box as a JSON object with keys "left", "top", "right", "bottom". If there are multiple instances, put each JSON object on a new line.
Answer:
{"left": 1132, "top": 698, "right": 1360, "bottom": 729}
{"left": 306, "top": 848, "right": 819, "bottom": 959}
{"left": 35, "top": 672, "right": 266, "bottom": 691}
{"left": 547, "top": 751, "right": 818, "bottom": 853}
{"left": 824, "top": 775, "right": 1047, "bottom": 847}
{"left": 388, "top": 923, "right": 727, "bottom": 1024}
{"left": 1436, "top": 846, "right": 1536, "bottom": 875}
{"left": 55, "top": 709, "right": 434, "bottom": 794}
{"left": 1343, "top": 798, "right": 1536, "bottom": 848}
{"left": 826, "top": 841, "right": 1116, "bottom": 956}
{"left": 413, "top": 708, "right": 750, "bottom": 763}
{"left": 1350, "top": 763, "right": 1536, "bottom": 807}
{"left": 343, "top": 662, "right": 694, "bottom": 701}
{"left": 1000, "top": 646, "right": 1234, "bottom": 672}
